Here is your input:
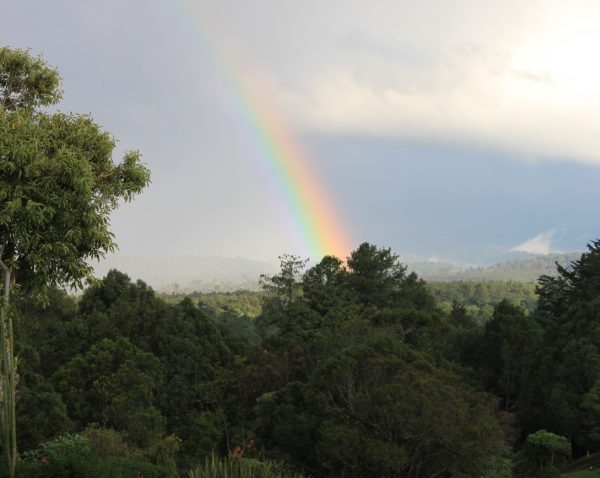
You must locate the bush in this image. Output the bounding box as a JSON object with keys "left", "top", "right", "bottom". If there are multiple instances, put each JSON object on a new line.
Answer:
{"left": 513, "top": 430, "right": 570, "bottom": 478}
{"left": 80, "top": 426, "right": 132, "bottom": 459}
{"left": 102, "top": 458, "right": 176, "bottom": 478}
{"left": 18, "top": 434, "right": 95, "bottom": 478}
{"left": 149, "top": 434, "right": 182, "bottom": 474}
{"left": 10, "top": 434, "right": 174, "bottom": 478}
{"left": 480, "top": 455, "right": 513, "bottom": 478}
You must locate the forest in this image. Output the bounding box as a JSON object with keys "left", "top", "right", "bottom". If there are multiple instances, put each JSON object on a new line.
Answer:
{"left": 2, "top": 47, "right": 600, "bottom": 478}
{"left": 4, "top": 241, "right": 600, "bottom": 478}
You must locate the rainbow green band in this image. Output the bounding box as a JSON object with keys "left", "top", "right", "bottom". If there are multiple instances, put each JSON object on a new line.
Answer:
{"left": 177, "top": 1, "right": 351, "bottom": 259}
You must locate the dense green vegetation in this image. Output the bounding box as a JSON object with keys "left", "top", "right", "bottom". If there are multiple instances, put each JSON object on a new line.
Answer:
{"left": 428, "top": 280, "right": 537, "bottom": 323}
{"left": 158, "top": 278, "right": 537, "bottom": 328}
{"left": 161, "top": 291, "right": 264, "bottom": 319}
{"left": 6, "top": 240, "right": 600, "bottom": 477}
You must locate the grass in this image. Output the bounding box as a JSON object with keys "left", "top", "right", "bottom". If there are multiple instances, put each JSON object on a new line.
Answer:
{"left": 562, "top": 451, "right": 600, "bottom": 477}
{"left": 188, "top": 455, "right": 305, "bottom": 478}
{"left": 563, "top": 471, "right": 600, "bottom": 478}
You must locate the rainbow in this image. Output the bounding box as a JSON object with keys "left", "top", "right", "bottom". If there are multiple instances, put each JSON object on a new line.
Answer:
{"left": 177, "top": 2, "right": 351, "bottom": 259}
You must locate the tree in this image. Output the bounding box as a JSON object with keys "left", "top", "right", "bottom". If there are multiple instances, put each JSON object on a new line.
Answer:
{"left": 78, "top": 269, "right": 169, "bottom": 353}
{"left": 345, "top": 243, "right": 437, "bottom": 323}
{"left": 256, "top": 334, "right": 505, "bottom": 477}
{"left": 52, "top": 337, "right": 165, "bottom": 448}
{"left": 474, "top": 300, "right": 541, "bottom": 411}
{"left": 260, "top": 254, "right": 308, "bottom": 308}
{"left": 0, "top": 47, "right": 150, "bottom": 475}
{"left": 259, "top": 254, "right": 310, "bottom": 342}
{"left": 302, "top": 255, "right": 348, "bottom": 315}
{"left": 536, "top": 239, "right": 600, "bottom": 322}
{"left": 345, "top": 242, "right": 408, "bottom": 308}
{"left": 155, "top": 297, "right": 233, "bottom": 459}
{"left": 520, "top": 241, "right": 600, "bottom": 450}
{"left": 513, "top": 430, "right": 571, "bottom": 478}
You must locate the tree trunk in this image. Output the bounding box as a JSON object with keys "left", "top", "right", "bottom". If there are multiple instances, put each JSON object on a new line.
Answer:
{"left": 0, "top": 262, "right": 16, "bottom": 478}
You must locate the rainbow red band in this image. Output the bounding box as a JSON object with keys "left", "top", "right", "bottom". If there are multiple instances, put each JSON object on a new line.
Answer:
{"left": 179, "top": 1, "right": 351, "bottom": 259}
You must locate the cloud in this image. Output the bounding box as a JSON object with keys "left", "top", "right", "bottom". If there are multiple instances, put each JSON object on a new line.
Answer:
{"left": 510, "top": 230, "right": 556, "bottom": 255}
{"left": 196, "top": 0, "right": 600, "bottom": 164}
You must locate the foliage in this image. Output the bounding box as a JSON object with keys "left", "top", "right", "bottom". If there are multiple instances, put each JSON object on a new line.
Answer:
{"left": 78, "top": 269, "right": 169, "bottom": 351}
{"left": 260, "top": 255, "right": 308, "bottom": 306}
{"left": 13, "top": 239, "right": 600, "bottom": 476}
{"left": 14, "top": 289, "right": 77, "bottom": 450}
{"left": 0, "top": 48, "right": 61, "bottom": 110}
{"left": 253, "top": 244, "right": 506, "bottom": 477}
{"left": 345, "top": 242, "right": 410, "bottom": 307}
{"left": 52, "top": 337, "right": 166, "bottom": 448}
{"left": 256, "top": 334, "right": 505, "bottom": 477}
{"left": 479, "top": 455, "right": 514, "bottom": 478}
{"left": 0, "top": 47, "right": 150, "bottom": 293}
{"left": 519, "top": 241, "right": 600, "bottom": 451}
{"left": 18, "top": 434, "right": 94, "bottom": 478}
{"left": 15, "top": 287, "right": 83, "bottom": 376}
{"left": 194, "top": 291, "right": 264, "bottom": 319}
{"left": 15, "top": 371, "right": 73, "bottom": 452}
{"left": 537, "top": 240, "right": 600, "bottom": 319}
{"left": 12, "top": 433, "right": 174, "bottom": 478}
{"left": 429, "top": 280, "right": 537, "bottom": 322}
{"left": 513, "top": 430, "right": 570, "bottom": 478}
{"left": 154, "top": 297, "right": 232, "bottom": 460}
{"left": 428, "top": 280, "right": 537, "bottom": 309}
{"left": 468, "top": 300, "right": 541, "bottom": 411}
{"left": 79, "top": 427, "right": 131, "bottom": 459}
{"left": 150, "top": 434, "right": 182, "bottom": 475}
{"left": 0, "top": 46, "right": 149, "bottom": 477}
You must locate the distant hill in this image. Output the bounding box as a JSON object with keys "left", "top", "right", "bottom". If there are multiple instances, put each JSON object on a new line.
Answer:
{"left": 93, "top": 254, "right": 276, "bottom": 292}
{"left": 410, "top": 252, "right": 581, "bottom": 282}
{"left": 93, "top": 252, "right": 583, "bottom": 293}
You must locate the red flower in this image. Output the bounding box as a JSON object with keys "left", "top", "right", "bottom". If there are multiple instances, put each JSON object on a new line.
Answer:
{"left": 40, "top": 457, "right": 49, "bottom": 466}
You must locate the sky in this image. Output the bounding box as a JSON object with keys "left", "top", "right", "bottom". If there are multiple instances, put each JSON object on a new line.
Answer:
{"left": 3, "top": 0, "right": 600, "bottom": 266}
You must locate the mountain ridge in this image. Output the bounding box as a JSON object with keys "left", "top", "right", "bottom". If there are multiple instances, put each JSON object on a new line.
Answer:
{"left": 93, "top": 252, "right": 582, "bottom": 292}
{"left": 410, "top": 252, "right": 581, "bottom": 282}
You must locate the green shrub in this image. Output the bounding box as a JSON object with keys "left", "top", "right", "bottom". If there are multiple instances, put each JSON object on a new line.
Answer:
{"left": 80, "top": 426, "right": 133, "bottom": 459}
{"left": 102, "top": 458, "right": 175, "bottom": 478}
{"left": 11, "top": 434, "right": 174, "bottom": 478}
{"left": 149, "top": 434, "right": 182, "bottom": 475}
{"left": 19, "top": 434, "right": 95, "bottom": 478}
{"left": 513, "top": 430, "right": 570, "bottom": 478}
{"left": 480, "top": 455, "right": 513, "bottom": 478}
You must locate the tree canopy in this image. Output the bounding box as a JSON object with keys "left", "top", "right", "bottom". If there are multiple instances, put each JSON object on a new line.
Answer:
{"left": 0, "top": 47, "right": 150, "bottom": 291}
